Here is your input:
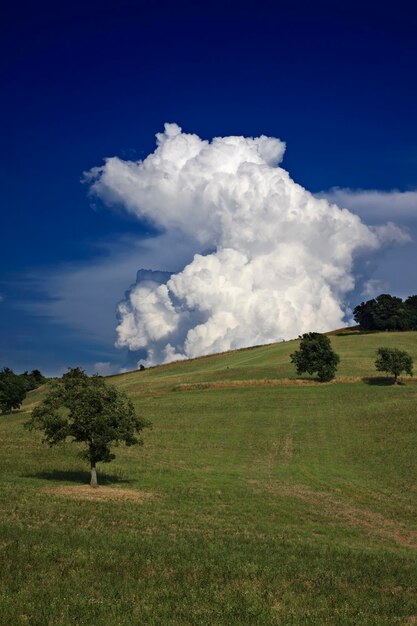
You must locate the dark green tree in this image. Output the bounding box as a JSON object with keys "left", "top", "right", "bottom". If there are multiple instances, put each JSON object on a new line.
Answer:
{"left": 353, "top": 293, "right": 417, "bottom": 331}
{"left": 25, "top": 368, "right": 150, "bottom": 487}
{"left": 375, "top": 347, "right": 413, "bottom": 384}
{"left": 405, "top": 295, "right": 417, "bottom": 330}
{"left": 353, "top": 294, "right": 407, "bottom": 330}
{"left": 20, "top": 369, "right": 46, "bottom": 392}
{"left": 353, "top": 298, "right": 378, "bottom": 330}
{"left": 290, "top": 332, "right": 340, "bottom": 382}
{"left": 0, "top": 368, "right": 27, "bottom": 414}
{"left": 373, "top": 294, "right": 409, "bottom": 330}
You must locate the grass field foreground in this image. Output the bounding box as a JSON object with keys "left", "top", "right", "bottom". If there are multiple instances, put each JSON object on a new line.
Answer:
{"left": 0, "top": 330, "right": 416, "bottom": 624}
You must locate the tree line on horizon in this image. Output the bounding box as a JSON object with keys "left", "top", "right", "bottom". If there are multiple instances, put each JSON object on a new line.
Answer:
{"left": 0, "top": 368, "right": 46, "bottom": 414}
{"left": 353, "top": 293, "right": 417, "bottom": 331}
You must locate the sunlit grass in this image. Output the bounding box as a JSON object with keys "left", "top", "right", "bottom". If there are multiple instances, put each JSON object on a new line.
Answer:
{"left": 1, "top": 331, "right": 416, "bottom": 624}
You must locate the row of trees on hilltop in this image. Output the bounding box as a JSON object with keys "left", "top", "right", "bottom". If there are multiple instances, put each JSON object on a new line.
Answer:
{"left": 290, "top": 333, "right": 414, "bottom": 384}
{"left": 353, "top": 294, "right": 417, "bottom": 331}
{"left": 0, "top": 368, "right": 46, "bottom": 414}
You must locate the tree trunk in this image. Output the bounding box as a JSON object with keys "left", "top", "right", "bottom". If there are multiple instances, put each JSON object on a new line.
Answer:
{"left": 394, "top": 374, "right": 398, "bottom": 384}
{"left": 90, "top": 464, "right": 98, "bottom": 488}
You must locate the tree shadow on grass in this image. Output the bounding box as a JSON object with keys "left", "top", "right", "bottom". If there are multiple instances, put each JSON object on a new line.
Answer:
{"left": 25, "top": 470, "right": 133, "bottom": 485}
{"left": 333, "top": 329, "right": 378, "bottom": 336}
{"left": 363, "top": 377, "right": 402, "bottom": 386}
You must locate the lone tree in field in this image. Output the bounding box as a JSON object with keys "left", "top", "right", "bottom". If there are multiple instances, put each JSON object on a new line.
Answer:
{"left": 375, "top": 347, "right": 413, "bottom": 384}
{"left": 0, "top": 368, "right": 27, "bottom": 414}
{"left": 25, "top": 367, "right": 150, "bottom": 487}
{"left": 290, "top": 332, "right": 340, "bottom": 382}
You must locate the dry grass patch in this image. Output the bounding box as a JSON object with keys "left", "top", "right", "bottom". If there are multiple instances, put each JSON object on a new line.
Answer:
{"left": 250, "top": 480, "right": 417, "bottom": 550}
{"left": 171, "top": 376, "right": 416, "bottom": 392}
{"left": 41, "top": 485, "right": 154, "bottom": 503}
{"left": 172, "top": 378, "right": 323, "bottom": 392}
{"left": 20, "top": 402, "right": 38, "bottom": 412}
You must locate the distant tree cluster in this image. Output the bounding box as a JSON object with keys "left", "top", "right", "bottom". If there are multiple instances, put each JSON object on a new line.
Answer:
{"left": 21, "top": 369, "right": 46, "bottom": 391}
{"left": 353, "top": 294, "right": 417, "bottom": 331}
{"left": 0, "top": 368, "right": 46, "bottom": 414}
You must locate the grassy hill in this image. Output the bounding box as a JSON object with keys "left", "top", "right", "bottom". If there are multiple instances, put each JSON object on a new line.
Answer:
{"left": 1, "top": 331, "right": 417, "bottom": 625}
{"left": 112, "top": 328, "right": 417, "bottom": 391}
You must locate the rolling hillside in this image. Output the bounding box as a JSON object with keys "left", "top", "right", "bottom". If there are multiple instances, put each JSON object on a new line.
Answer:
{"left": 112, "top": 328, "right": 417, "bottom": 392}
{"left": 1, "top": 330, "right": 417, "bottom": 625}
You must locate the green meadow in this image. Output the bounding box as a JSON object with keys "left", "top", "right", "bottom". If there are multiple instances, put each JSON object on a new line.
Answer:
{"left": 1, "top": 331, "right": 417, "bottom": 625}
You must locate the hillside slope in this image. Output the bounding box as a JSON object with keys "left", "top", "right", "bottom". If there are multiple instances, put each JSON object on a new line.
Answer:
{"left": 112, "top": 329, "right": 417, "bottom": 393}
{"left": 0, "top": 330, "right": 416, "bottom": 625}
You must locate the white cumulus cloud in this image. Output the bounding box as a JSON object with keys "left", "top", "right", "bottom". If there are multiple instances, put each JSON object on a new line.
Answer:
{"left": 86, "top": 123, "right": 408, "bottom": 366}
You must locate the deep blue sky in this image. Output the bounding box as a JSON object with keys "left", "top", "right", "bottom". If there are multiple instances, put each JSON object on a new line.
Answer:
{"left": 1, "top": 0, "right": 417, "bottom": 374}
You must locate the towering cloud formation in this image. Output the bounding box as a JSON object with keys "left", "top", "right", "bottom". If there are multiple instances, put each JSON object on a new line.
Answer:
{"left": 87, "top": 124, "right": 402, "bottom": 366}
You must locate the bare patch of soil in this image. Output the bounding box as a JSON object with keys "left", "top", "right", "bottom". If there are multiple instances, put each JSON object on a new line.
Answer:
{"left": 41, "top": 485, "right": 154, "bottom": 503}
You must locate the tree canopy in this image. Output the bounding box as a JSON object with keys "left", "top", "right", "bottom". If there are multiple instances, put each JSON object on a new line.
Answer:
{"left": 0, "top": 368, "right": 27, "bottom": 414}
{"left": 0, "top": 368, "right": 46, "bottom": 414}
{"left": 375, "top": 347, "right": 413, "bottom": 383}
{"left": 21, "top": 369, "right": 46, "bottom": 392}
{"left": 25, "top": 367, "right": 150, "bottom": 487}
{"left": 290, "top": 332, "right": 340, "bottom": 382}
{"left": 353, "top": 293, "right": 417, "bottom": 331}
